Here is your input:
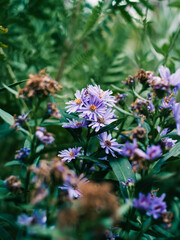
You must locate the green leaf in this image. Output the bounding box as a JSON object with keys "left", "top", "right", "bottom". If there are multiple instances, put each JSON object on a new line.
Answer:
{"left": 2, "top": 83, "right": 18, "bottom": 96}
{"left": 132, "top": 88, "right": 150, "bottom": 102}
{"left": 81, "top": 4, "right": 102, "bottom": 37}
{"left": 0, "top": 42, "right": 8, "bottom": 48}
{"left": 151, "top": 42, "right": 165, "bottom": 55}
{"left": 114, "top": 105, "right": 134, "bottom": 116}
{"left": 0, "top": 108, "right": 14, "bottom": 126}
{"left": 0, "top": 123, "right": 14, "bottom": 138}
{"left": 169, "top": 1, "right": 180, "bottom": 8}
{"left": 4, "top": 161, "right": 21, "bottom": 167}
{"left": 163, "top": 141, "right": 180, "bottom": 160}
{"left": 0, "top": 225, "right": 13, "bottom": 240}
{"left": 0, "top": 80, "right": 26, "bottom": 92}
{"left": 109, "top": 157, "right": 135, "bottom": 198}
{"left": 79, "top": 155, "right": 108, "bottom": 167}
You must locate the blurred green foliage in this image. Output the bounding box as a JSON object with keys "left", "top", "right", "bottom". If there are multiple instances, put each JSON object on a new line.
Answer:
{"left": 0, "top": 0, "right": 180, "bottom": 174}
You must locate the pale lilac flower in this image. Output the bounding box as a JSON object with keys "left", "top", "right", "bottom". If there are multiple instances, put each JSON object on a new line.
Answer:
{"left": 79, "top": 95, "right": 106, "bottom": 121}
{"left": 65, "top": 89, "right": 85, "bottom": 113}
{"left": 62, "top": 118, "right": 87, "bottom": 128}
{"left": 135, "top": 145, "right": 162, "bottom": 160}
{"left": 15, "top": 147, "right": 30, "bottom": 160}
{"left": 98, "top": 132, "right": 121, "bottom": 157}
{"left": 121, "top": 139, "right": 138, "bottom": 157}
{"left": 35, "top": 127, "right": 54, "bottom": 145}
{"left": 133, "top": 193, "right": 152, "bottom": 210}
{"left": 88, "top": 108, "right": 116, "bottom": 132}
{"left": 58, "top": 147, "right": 82, "bottom": 162}
{"left": 173, "top": 102, "right": 180, "bottom": 135}
{"left": 17, "top": 210, "right": 46, "bottom": 226}
{"left": 59, "top": 182, "right": 81, "bottom": 199}
{"left": 59, "top": 174, "right": 88, "bottom": 199}
{"left": 159, "top": 65, "right": 180, "bottom": 87}
{"left": 147, "top": 194, "right": 167, "bottom": 219}
{"left": 88, "top": 84, "right": 116, "bottom": 107}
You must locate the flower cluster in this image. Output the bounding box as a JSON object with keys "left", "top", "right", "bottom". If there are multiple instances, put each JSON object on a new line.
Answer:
{"left": 133, "top": 192, "right": 167, "bottom": 219}
{"left": 65, "top": 84, "right": 116, "bottom": 132}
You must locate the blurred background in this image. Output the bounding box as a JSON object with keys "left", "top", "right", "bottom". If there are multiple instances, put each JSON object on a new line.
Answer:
{"left": 0, "top": 0, "right": 180, "bottom": 178}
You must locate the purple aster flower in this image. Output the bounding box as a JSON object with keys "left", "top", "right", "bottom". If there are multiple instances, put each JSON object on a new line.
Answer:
{"left": 133, "top": 193, "right": 152, "bottom": 211}
{"left": 15, "top": 147, "right": 30, "bottom": 160}
{"left": 59, "top": 174, "right": 88, "bottom": 199}
{"left": 173, "top": 102, "right": 180, "bottom": 135}
{"left": 65, "top": 89, "right": 85, "bottom": 113}
{"left": 62, "top": 118, "right": 87, "bottom": 128}
{"left": 88, "top": 84, "right": 116, "bottom": 107}
{"left": 121, "top": 178, "right": 135, "bottom": 188}
{"left": 88, "top": 108, "right": 117, "bottom": 132}
{"left": 159, "top": 65, "right": 180, "bottom": 87}
{"left": 135, "top": 145, "right": 162, "bottom": 160}
{"left": 17, "top": 210, "right": 46, "bottom": 226}
{"left": 147, "top": 194, "right": 167, "bottom": 219}
{"left": 58, "top": 147, "right": 82, "bottom": 162}
{"left": 121, "top": 139, "right": 138, "bottom": 157}
{"left": 79, "top": 94, "right": 107, "bottom": 121}
{"left": 98, "top": 132, "right": 121, "bottom": 157}
{"left": 35, "top": 127, "right": 54, "bottom": 145}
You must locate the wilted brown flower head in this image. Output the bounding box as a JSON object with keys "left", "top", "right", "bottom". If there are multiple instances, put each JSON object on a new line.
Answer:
{"left": 131, "top": 152, "right": 148, "bottom": 172}
{"left": 19, "top": 69, "right": 62, "bottom": 98}
{"left": 131, "top": 126, "right": 147, "bottom": 139}
{"left": 5, "top": 175, "right": 21, "bottom": 193}
{"left": 50, "top": 158, "right": 69, "bottom": 184}
{"left": 57, "top": 208, "right": 79, "bottom": 229}
{"left": 78, "top": 182, "right": 119, "bottom": 220}
{"left": 136, "top": 69, "right": 149, "bottom": 84}
{"left": 29, "top": 160, "right": 51, "bottom": 204}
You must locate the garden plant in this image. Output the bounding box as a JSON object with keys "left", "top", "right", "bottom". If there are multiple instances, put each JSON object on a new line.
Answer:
{"left": 0, "top": 0, "right": 180, "bottom": 239}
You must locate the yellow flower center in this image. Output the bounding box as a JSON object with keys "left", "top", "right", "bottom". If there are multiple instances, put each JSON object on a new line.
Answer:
{"left": 97, "top": 117, "right": 105, "bottom": 123}
{"left": 69, "top": 151, "right": 75, "bottom": 158}
{"left": 75, "top": 98, "right": 82, "bottom": 105}
{"left": 76, "top": 122, "right": 82, "bottom": 127}
{"left": 104, "top": 140, "right": 111, "bottom": 147}
{"left": 99, "top": 91, "right": 104, "bottom": 98}
{"left": 89, "top": 104, "right": 97, "bottom": 112}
